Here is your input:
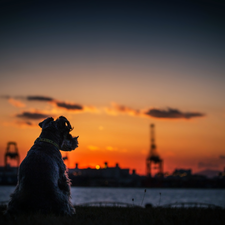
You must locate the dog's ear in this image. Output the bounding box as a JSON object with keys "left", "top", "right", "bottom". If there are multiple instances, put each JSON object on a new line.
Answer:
{"left": 39, "top": 117, "right": 54, "bottom": 129}
{"left": 56, "top": 116, "right": 73, "bottom": 132}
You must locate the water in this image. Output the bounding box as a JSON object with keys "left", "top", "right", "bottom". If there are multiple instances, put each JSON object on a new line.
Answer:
{"left": 1, "top": 186, "right": 225, "bottom": 207}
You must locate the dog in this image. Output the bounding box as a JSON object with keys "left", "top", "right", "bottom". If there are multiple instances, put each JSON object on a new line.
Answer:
{"left": 6, "top": 116, "right": 79, "bottom": 216}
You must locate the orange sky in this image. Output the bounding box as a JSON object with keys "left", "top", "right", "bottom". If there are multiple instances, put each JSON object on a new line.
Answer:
{"left": 0, "top": 97, "right": 224, "bottom": 175}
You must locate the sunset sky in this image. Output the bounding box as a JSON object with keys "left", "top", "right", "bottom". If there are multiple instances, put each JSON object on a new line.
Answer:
{"left": 0, "top": 0, "right": 225, "bottom": 175}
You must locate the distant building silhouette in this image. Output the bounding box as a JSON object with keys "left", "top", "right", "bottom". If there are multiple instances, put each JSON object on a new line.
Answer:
{"left": 68, "top": 162, "right": 141, "bottom": 187}
{"left": 172, "top": 169, "right": 192, "bottom": 177}
{"left": 0, "top": 165, "right": 18, "bottom": 185}
{"left": 69, "top": 162, "right": 129, "bottom": 178}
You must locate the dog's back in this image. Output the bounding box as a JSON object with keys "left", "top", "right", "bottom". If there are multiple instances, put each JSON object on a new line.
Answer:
{"left": 7, "top": 143, "right": 73, "bottom": 215}
{"left": 21, "top": 145, "right": 60, "bottom": 192}
{"left": 7, "top": 144, "right": 60, "bottom": 213}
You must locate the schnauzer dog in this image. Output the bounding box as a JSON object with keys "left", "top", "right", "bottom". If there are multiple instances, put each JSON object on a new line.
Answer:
{"left": 6, "top": 116, "right": 79, "bottom": 216}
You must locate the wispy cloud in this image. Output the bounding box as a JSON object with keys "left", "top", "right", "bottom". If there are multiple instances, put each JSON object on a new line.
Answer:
{"left": 106, "top": 146, "right": 118, "bottom": 151}
{"left": 0, "top": 95, "right": 10, "bottom": 99}
{"left": 26, "top": 95, "right": 98, "bottom": 113}
{"left": 2, "top": 95, "right": 206, "bottom": 120}
{"left": 1, "top": 95, "right": 53, "bottom": 102}
{"left": 8, "top": 98, "right": 26, "bottom": 108}
{"left": 27, "top": 96, "right": 54, "bottom": 102}
{"left": 2, "top": 108, "right": 52, "bottom": 128}
{"left": 87, "top": 145, "right": 100, "bottom": 151}
{"left": 3, "top": 120, "right": 38, "bottom": 128}
{"left": 105, "top": 103, "right": 205, "bottom": 120}
{"left": 104, "top": 102, "right": 140, "bottom": 116}
{"left": 15, "top": 111, "right": 50, "bottom": 120}
{"left": 51, "top": 101, "right": 83, "bottom": 111}
{"left": 144, "top": 108, "right": 205, "bottom": 119}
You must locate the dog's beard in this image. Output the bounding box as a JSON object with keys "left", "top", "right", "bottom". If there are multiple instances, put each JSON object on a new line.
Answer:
{"left": 60, "top": 136, "right": 79, "bottom": 151}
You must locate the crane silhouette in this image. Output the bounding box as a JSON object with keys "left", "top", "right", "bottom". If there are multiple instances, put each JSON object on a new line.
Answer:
{"left": 146, "top": 124, "right": 163, "bottom": 177}
{"left": 5, "top": 142, "right": 20, "bottom": 170}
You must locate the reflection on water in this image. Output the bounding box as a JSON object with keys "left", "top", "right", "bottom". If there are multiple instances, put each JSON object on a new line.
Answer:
{"left": 1, "top": 186, "right": 225, "bottom": 207}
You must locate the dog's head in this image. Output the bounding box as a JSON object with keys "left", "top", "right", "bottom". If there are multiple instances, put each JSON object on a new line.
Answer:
{"left": 39, "top": 116, "right": 79, "bottom": 151}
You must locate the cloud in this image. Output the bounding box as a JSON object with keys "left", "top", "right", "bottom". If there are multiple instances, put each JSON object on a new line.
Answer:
{"left": 198, "top": 162, "right": 219, "bottom": 168}
{"left": 3, "top": 120, "right": 38, "bottom": 128}
{"left": 144, "top": 108, "right": 205, "bottom": 119}
{"left": 15, "top": 121, "right": 37, "bottom": 128}
{"left": 104, "top": 102, "right": 140, "bottom": 116}
{"left": 1, "top": 95, "right": 53, "bottom": 107}
{"left": 0, "top": 95, "right": 10, "bottom": 99}
{"left": 8, "top": 98, "right": 25, "bottom": 108}
{"left": 50, "top": 100, "right": 98, "bottom": 113}
{"left": 220, "top": 155, "right": 225, "bottom": 160}
{"left": 16, "top": 111, "right": 50, "bottom": 120}
{"left": 106, "top": 146, "right": 118, "bottom": 151}
{"left": 2, "top": 94, "right": 205, "bottom": 120}
{"left": 25, "top": 95, "right": 83, "bottom": 110}
{"left": 87, "top": 145, "right": 100, "bottom": 151}
{"left": 105, "top": 103, "right": 205, "bottom": 120}
{"left": 27, "top": 96, "right": 54, "bottom": 102}
{"left": 53, "top": 101, "right": 83, "bottom": 111}
{"left": 25, "top": 95, "right": 97, "bottom": 113}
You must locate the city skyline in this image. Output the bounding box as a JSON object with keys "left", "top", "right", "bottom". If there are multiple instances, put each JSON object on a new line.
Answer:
{"left": 0, "top": 0, "right": 225, "bottom": 175}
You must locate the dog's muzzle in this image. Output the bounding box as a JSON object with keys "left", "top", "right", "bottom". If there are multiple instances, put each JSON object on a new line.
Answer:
{"left": 60, "top": 136, "right": 79, "bottom": 151}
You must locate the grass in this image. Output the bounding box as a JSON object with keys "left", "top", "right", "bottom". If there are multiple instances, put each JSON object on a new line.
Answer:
{"left": 0, "top": 205, "right": 225, "bottom": 225}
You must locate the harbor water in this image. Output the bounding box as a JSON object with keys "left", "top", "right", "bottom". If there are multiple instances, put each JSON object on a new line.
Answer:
{"left": 1, "top": 186, "right": 225, "bottom": 207}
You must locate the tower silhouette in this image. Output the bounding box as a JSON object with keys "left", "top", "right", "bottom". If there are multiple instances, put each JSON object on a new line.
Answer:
{"left": 5, "top": 142, "right": 20, "bottom": 170}
{"left": 146, "top": 124, "right": 163, "bottom": 177}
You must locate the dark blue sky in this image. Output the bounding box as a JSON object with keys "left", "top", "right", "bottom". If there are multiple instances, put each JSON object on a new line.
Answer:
{"left": 1, "top": 0, "right": 225, "bottom": 62}
{"left": 1, "top": 0, "right": 224, "bottom": 107}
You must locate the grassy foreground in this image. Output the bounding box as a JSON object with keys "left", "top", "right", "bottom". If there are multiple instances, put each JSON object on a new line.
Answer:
{"left": 0, "top": 205, "right": 225, "bottom": 225}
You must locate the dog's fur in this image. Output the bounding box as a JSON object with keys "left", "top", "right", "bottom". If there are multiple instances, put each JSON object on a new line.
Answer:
{"left": 6, "top": 116, "right": 78, "bottom": 216}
